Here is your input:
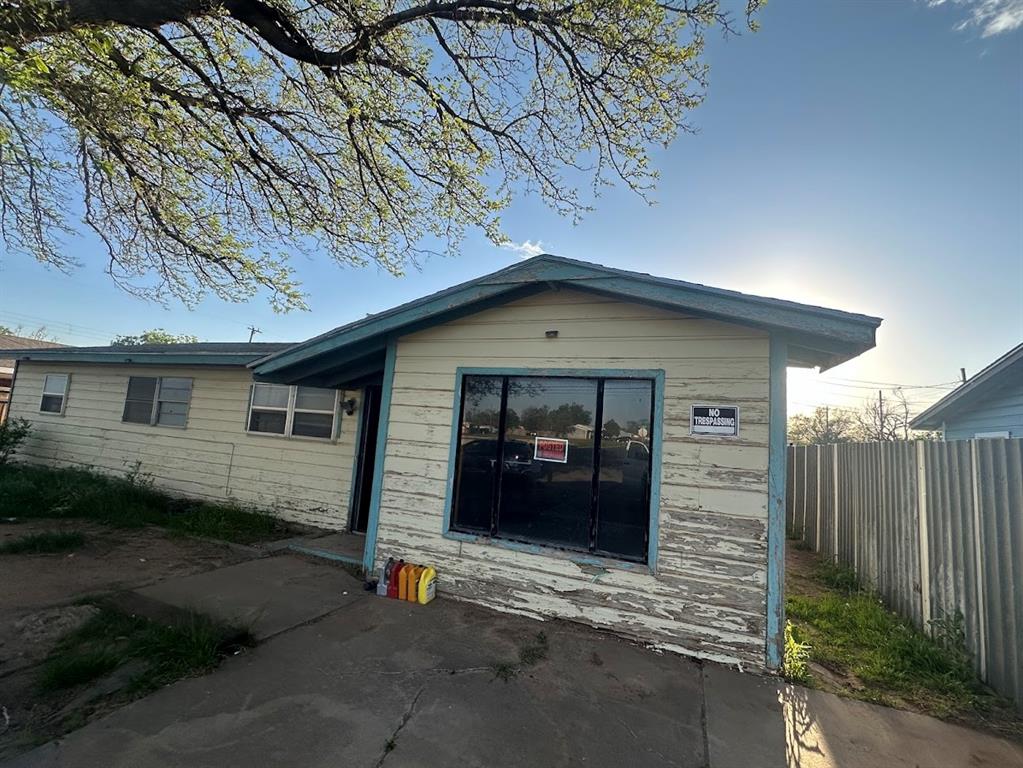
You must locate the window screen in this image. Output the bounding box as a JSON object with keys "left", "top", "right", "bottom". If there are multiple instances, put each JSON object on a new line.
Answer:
{"left": 451, "top": 374, "right": 655, "bottom": 563}
{"left": 248, "top": 383, "right": 290, "bottom": 434}
{"left": 40, "top": 374, "right": 70, "bottom": 414}
{"left": 122, "top": 376, "right": 193, "bottom": 426}
{"left": 292, "top": 386, "right": 336, "bottom": 438}
{"left": 122, "top": 377, "right": 158, "bottom": 423}
{"left": 247, "top": 383, "right": 338, "bottom": 439}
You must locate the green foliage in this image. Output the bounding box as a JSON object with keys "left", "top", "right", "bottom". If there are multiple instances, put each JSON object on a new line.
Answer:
{"left": 110, "top": 329, "right": 200, "bottom": 346}
{"left": 38, "top": 605, "right": 250, "bottom": 694}
{"left": 0, "top": 530, "right": 85, "bottom": 554}
{"left": 783, "top": 621, "right": 811, "bottom": 683}
{"left": 0, "top": 0, "right": 760, "bottom": 310}
{"left": 788, "top": 406, "right": 860, "bottom": 445}
{"left": 38, "top": 648, "right": 121, "bottom": 692}
{"left": 787, "top": 579, "right": 990, "bottom": 718}
{"left": 0, "top": 464, "right": 281, "bottom": 542}
{"left": 815, "top": 560, "right": 859, "bottom": 593}
{"left": 0, "top": 416, "right": 32, "bottom": 465}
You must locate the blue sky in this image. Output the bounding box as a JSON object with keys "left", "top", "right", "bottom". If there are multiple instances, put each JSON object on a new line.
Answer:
{"left": 0, "top": 0, "right": 1020, "bottom": 416}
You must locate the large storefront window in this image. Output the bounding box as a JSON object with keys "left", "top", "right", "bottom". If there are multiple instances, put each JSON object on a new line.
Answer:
{"left": 451, "top": 374, "right": 655, "bottom": 563}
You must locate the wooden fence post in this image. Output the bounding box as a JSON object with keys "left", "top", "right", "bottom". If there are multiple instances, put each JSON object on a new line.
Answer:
{"left": 815, "top": 444, "right": 823, "bottom": 552}
{"left": 970, "top": 440, "right": 988, "bottom": 680}
{"left": 833, "top": 443, "right": 840, "bottom": 563}
{"left": 916, "top": 440, "right": 931, "bottom": 633}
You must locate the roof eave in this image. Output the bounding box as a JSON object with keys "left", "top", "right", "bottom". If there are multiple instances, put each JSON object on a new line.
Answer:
{"left": 2, "top": 351, "right": 265, "bottom": 366}
{"left": 909, "top": 343, "right": 1023, "bottom": 430}
{"left": 253, "top": 257, "right": 880, "bottom": 377}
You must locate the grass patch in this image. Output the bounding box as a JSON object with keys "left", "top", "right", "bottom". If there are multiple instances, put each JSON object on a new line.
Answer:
{"left": 0, "top": 464, "right": 283, "bottom": 543}
{"left": 0, "top": 530, "right": 85, "bottom": 554}
{"left": 492, "top": 631, "right": 549, "bottom": 682}
{"left": 782, "top": 621, "right": 811, "bottom": 684}
{"left": 786, "top": 550, "right": 1012, "bottom": 726}
{"left": 38, "top": 605, "right": 251, "bottom": 695}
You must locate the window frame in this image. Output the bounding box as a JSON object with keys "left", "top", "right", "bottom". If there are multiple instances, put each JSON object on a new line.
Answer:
{"left": 121, "top": 375, "right": 194, "bottom": 428}
{"left": 443, "top": 367, "right": 664, "bottom": 571}
{"left": 245, "top": 383, "right": 342, "bottom": 442}
{"left": 39, "top": 373, "right": 71, "bottom": 416}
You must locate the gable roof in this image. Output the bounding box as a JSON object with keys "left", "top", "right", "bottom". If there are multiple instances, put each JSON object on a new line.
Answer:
{"left": 0, "top": 342, "right": 294, "bottom": 368}
{"left": 910, "top": 342, "right": 1023, "bottom": 430}
{"left": 0, "top": 334, "right": 66, "bottom": 372}
{"left": 252, "top": 254, "right": 881, "bottom": 387}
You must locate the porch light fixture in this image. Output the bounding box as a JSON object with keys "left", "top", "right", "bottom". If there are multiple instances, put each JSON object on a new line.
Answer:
{"left": 342, "top": 398, "right": 357, "bottom": 415}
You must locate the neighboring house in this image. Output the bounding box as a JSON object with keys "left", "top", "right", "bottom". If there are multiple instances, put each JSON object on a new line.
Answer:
{"left": 910, "top": 342, "right": 1023, "bottom": 440}
{"left": 0, "top": 333, "right": 65, "bottom": 422}
{"left": 2, "top": 255, "right": 880, "bottom": 672}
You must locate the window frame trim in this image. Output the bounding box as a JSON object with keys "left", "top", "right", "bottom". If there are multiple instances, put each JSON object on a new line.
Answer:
{"left": 38, "top": 372, "right": 71, "bottom": 416}
{"left": 441, "top": 367, "right": 665, "bottom": 573}
{"left": 245, "top": 383, "right": 342, "bottom": 442}
{"left": 121, "top": 375, "right": 194, "bottom": 429}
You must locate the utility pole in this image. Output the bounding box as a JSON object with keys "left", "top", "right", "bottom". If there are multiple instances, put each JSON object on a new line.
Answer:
{"left": 247, "top": 326, "right": 261, "bottom": 343}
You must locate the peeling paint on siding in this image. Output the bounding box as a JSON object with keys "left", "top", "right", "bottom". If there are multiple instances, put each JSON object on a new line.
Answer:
{"left": 372, "top": 290, "right": 772, "bottom": 669}
{"left": 9, "top": 362, "right": 359, "bottom": 530}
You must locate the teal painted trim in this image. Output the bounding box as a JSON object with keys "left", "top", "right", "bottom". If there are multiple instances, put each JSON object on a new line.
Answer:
{"left": 648, "top": 368, "right": 665, "bottom": 573}
{"left": 7, "top": 352, "right": 259, "bottom": 366}
{"left": 286, "top": 543, "right": 364, "bottom": 568}
{"left": 765, "top": 336, "right": 788, "bottom": 670}
{"left": 346, "top": 386, "right": 367, "bottom": 529}
{"left": 252, "top": 255, "right": 880, "bottom": 376}
{"left": 441, "top": 366, "right": 665, "bottom": 571}
{"left": 362, "top": 338, "right": 397, "bottom": 571}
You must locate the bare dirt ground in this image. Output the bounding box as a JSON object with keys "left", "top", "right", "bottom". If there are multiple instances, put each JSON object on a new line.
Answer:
{"left": 0, "top": 520, "right": 252, "bottom": 755}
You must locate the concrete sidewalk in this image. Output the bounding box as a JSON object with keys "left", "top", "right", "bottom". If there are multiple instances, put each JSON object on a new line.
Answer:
{"left": 8, "top": 555, "right": 1022, "bottom": 768}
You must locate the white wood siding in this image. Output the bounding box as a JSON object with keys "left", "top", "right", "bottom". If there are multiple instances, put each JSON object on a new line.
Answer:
{"left": 9, "top": 362, "right": 359, "bottom": 529}
{"left": 374, "top": 289, "right": 771, "bottom": 668}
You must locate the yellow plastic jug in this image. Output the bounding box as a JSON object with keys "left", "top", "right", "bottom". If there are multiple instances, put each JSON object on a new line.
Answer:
{"left": 417, "top": 567, "right": 437, "bottom": 605}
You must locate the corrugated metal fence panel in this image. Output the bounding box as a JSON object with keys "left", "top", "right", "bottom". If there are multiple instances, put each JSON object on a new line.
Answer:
{"left": 975, "top": 438, "right": 1023, "bottom": 709}
{"left": 803, "top": 446, "right": 819, "bottom": 550}
{"left": 786, "top": 446, "right": 795, "bottom": 536}
{"left": 878, "top": 441, "right": 921, "bottom": 626}
{"left": 923, "top": 440, "right": 982, "bottom": 673}
{"left": 789, "top": 438, "right": 1023, "bottom": 710}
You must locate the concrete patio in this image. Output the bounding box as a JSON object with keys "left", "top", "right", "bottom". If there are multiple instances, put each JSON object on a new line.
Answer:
{"left": 8, "top": 554, "right": 1022, "bottom": 768}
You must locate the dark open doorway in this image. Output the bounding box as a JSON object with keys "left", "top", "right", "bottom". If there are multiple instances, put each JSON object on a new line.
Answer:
{"left": 350, "top": 384, "right": 381, "bottom": 534}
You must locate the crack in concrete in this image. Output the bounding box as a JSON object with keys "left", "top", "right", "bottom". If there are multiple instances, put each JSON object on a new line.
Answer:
{"left": 374, "top": 685, "right": 425, "bottom": 767}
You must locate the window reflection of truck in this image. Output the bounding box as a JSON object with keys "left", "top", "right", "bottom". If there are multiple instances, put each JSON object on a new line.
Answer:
{"left": 623, "top": 440, "right": 650, "bottom": 487}
{"left": 460, "top": 439, "right": 541, "bottom": 479}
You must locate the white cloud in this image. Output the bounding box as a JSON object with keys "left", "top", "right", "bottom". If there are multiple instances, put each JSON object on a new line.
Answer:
{"left": 501, "top": 239, "right": 546, "bottom": 259}
{"left": 928, "top": 0, "right": 1023, "bottom": 37}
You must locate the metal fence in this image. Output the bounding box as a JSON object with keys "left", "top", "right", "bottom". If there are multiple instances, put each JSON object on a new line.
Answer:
{"left": 787, "top": 438, "right": 1023, "bottom": 710}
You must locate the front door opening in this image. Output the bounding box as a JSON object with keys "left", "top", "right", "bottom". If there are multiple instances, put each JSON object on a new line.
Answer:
{"left": 350, "top": 384, "right": 381, "bottom": 534}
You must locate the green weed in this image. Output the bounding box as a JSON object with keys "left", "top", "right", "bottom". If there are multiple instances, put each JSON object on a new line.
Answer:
{"left": 0, "top": 530, "right": 85, "bottom": 554}
{"left": 783, "top": 621, "right": 811, "bottom": 684}
{"left": 0, "top": 464, "right": 280, "bottom": 543}
{"left": 38, "top": 605, "right": 251, "bottom": 695}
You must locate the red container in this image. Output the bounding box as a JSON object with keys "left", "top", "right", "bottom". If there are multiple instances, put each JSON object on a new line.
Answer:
{"left": 387, "top": 559, "right": 404, "bottom": 599}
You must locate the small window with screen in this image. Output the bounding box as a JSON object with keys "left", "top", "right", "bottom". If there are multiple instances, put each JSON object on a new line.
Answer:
{"left": 39, "top": 373, "right": 70, "bottom": 414}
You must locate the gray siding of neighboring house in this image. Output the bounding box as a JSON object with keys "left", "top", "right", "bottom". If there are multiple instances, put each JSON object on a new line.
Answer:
{"left": 943, "top": 382, "right": 1023, "bottom": 440}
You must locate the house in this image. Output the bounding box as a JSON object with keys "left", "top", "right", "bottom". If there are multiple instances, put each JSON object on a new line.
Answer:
{"left": 910, "top": 342, "right": 1023, "bottom": 440}
{"left": 0, "top": 333, "right": 65, "bottom": 422}
{"left": 2, "top": 255, "right": 880, "bottom": 671}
